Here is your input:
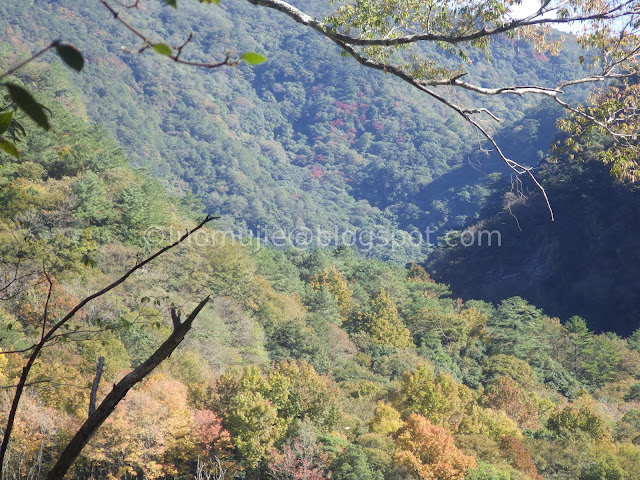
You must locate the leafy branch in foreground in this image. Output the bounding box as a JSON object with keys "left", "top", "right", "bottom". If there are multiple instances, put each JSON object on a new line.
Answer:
{"left": 98, "top": 0, "right": 266, "bottom": 68}
{"left": 0, "top": 40, "right": 84, "bottom": 157}
{"left": 555, "top": 80, "right": 640, "bottom": 182}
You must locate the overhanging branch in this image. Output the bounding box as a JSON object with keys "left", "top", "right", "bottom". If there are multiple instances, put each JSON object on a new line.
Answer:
{"left": 246, "top": 0, "right": 640, "bottom": 47}
{"left": 328, "top": 37, "right": 557, "bottom": 219}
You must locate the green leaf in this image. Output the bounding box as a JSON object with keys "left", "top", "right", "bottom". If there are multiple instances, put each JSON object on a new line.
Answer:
{"left": 0, "top": 110, "right": 13, "bottom": 135}
{"left": 241, "top": 52, "right": 267, "bottom": 65}
{"left": 55, "top": 44, "right": 84, "bottom": 72}
{"left": 3, "top": 83, "right": 50, "bottom": 130}
{"left": 164, "top": 0, "right": 178, "bottom": 6}
{"left": 0, "top": 138, "right": 19, "bottom": 158}
{"left": 200, "top": 0, "right": 220, "bottom": 4}
{"left": 82, "top": 254, "right": 96, "bottom": 268}
{"left": 153, "top": 43, "right": 173, "bottom": 56}
{"left": 10, "top": 119, "right": 25, "bottom": 138}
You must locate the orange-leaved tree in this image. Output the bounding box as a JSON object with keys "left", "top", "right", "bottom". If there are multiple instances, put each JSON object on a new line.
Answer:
{"left": 394, "top": 414, "right": 476, "bottom": 480}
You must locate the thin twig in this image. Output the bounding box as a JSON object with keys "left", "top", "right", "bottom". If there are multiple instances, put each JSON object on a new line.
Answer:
{"left": 0, "top": 380, "right": 52, "bottom": 390}
{"left": 0, "top": 42, "right": 59, "bottom": 81}
{"left": 99, "top": 0, "right": 238, "bottom": 69}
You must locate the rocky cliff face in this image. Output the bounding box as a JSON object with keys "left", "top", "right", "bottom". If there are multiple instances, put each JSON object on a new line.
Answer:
{"left": 429, "top": 161, "right": 640, "bottom": 335}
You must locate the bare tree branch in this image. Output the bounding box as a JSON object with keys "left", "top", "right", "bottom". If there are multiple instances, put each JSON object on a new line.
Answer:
{"left": 0, "top": 215, "right": 218, "bottom": 474}
{"left": 90, "top": 0, "right": 640, "bottom": 218}
{"left": 327, "top": 36, "right": 557, "bottom": 217}
{"left": 0, "top": 380, "right": 52, "bottom": 390}
{"left": 40, "top": 269, "right": 53, "bottom": 342}
{"left": 236, "top": 0, "right": 640, "bottom": 218}
{"left": 46, "top": 296, "right": 210, "bottom": 480}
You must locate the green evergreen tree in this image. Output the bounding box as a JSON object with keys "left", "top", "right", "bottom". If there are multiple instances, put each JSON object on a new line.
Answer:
{"left": 118, "top": 183, "right": 148, "bottom": 232}
{"left": 566, "top": 316, "right": 594, "bottom": 379}
{"left": 72, "top": 171, "right": 115, "bottom": 225}
{"left": 488, "top": 297, "right": 547, "bottom": 368}
{"left": 352, "top": 289, "right": 414, "bottom": 348}
{"left": 330, "top": 444, "right": 384, "bottom": 480}
{"left": 627, "top": 328, "right": 640, "bottom": 353}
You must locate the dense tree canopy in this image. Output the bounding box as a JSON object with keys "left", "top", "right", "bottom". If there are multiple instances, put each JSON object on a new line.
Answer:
{"left": 87, "top": 0, "right": 640, "bottom": 218}
{"left": 5, "top": 0, "right": 640, "bottom": 235}
{"left": 4, "top": 1, "right": 640, "bottom": 479}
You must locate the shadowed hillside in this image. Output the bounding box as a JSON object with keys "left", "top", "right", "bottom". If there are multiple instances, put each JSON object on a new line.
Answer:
{"left": 429, "top": 160, "right": 640, "bottom": 335}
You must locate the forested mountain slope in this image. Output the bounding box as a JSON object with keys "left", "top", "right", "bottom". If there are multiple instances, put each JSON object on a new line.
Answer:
{"left": 0, "top": 0, "right": 588, "bottom": 259}
{"left": 2, "top": 62, "right": 640, "bottom": 479}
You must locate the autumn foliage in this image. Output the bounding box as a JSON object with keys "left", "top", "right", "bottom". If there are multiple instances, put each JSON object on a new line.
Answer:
{"left": 394, "top": 414, "right": 476, "bottom": 480}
